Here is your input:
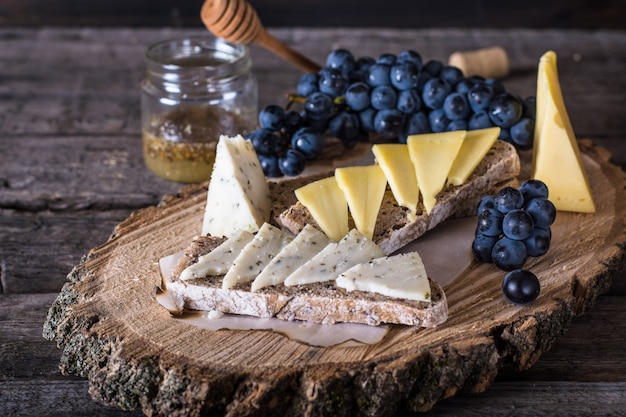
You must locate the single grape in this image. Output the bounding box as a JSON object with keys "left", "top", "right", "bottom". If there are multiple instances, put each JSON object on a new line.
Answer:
{"left": 344, "top": 82, "right": 371, "bottom": 111}
{"left": 404, "top": 111, "right": 430, "bottom": 137}
{"left": 447, "top": 119, "right": 468, "bottom": 131}
{"left": 455, "top": 78, "right": 476, "bottom": 94}
{"left": 297, "top": 73, "right": 319, "bottom": 97}
{"left": 484, "top": 78, "right": 505, "bottom": 95}
{"left": 328, "top": 111, "right": 361, "bottom": 142}
{"left": 467, "top": 83, "right": 495, "bottom": 113}
{"left": 494, "top": 186, "right": 525, "bottom": 213}
{"left": 349, "top": 70, "right": 368, "bottom": 84}
{"left": 443, "top": 92, "right": 471, "bottom": 120}
{"left": 502, "top": 209, "right": 535, "bottom": 240}
{"left": 258, "top": 154, "right": 282, "bottom": 177}
{"left": 524, "top": 198, "right": 557, "bottom": 228}
{"left": 422, "top": 78, "right": 451, "bottom": 110}
{"left": 510, "top": 117, "right": 535, "bottom": 150}
{"left": 439, "top": 66, "right": 464, "bottom": 86}
{"left": 519, "top": 179, "right": 549, "bottom": 201}
{"left": 488, "top": 92, "right": 524, "bottom": 128}
{"left": 370, "top": 85, "right": 398, "bottom": 110}
{"left": 282, "top": 110, "right": 303, "bottom": 135}
{"left": 318, "top": 67, "right": 349, "bottom": 98}
{"left": 524, "top": 227, "right": 551, "bottom": 257}
{"left": 390, "top": 61, "right": 419, "bottom": 90}
{"left": 477, "top": 195, "right": 496, "bottom": 215}
{"left": 304, "top": 92, "right": 334, "bottom": 121}
{"left": 476, "top": 207, "right": 504, "bottom": 236}
{"left": 359, "top": 107, "right": 376, "bottom": 133}
{"left": 246, "top": 128, "right": 281, "bottom": 156}
{"left": 468, "top": 111, "right": 494, "bottom": 130}
{"left": 502, "top": 269, "right": 540, "bottom": 305}
{"left": 291, "top": 127, "right": 325, "bottom": 160}
{"left": 377, "top": 53, "right": 397, "bottom": 65}
{"left": 367, "top": 63, "right": 392, "bottom": 87}
{"left": 373, "top": 109, "right": 405, "bottom": 140}
{"left": 498, "top": 128, "right": 513, "bottom": 144}
{"left": 415, "top": 71, "right": 433, "bottom": 90}
{"left": 325, "top": 48, "right": 356, "bottom": 76}
{"left": 428, "top": 108, "right": 451, "bottom": 133}
{"left": 472, "top": 233, "right": 498, "bottom": 263}
{"left": 356, "top": 56, "right": 376, "bottom": 72}
{"left": 523, "top": 96, "right": 536, "bottom": 119}
{"left": 397, "top": 50, "right": 423, "bottom": 68}
{"left": 396, "top": 88, "right": 422, "bottom": 114}
{"left": 258, "top": 104, "right": 285, "bottom": 130}
{"left": 278, "top": 149, "right": 307, "bottom": 176}
{"left": 492, "top": 237, "right": 528, "bottom": 271}
{"left": 422, "top": 59, "right": 443, "bottom": 76}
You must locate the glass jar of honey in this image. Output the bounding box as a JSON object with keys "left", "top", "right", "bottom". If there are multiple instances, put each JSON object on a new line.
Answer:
{"left": 141, "top": 36, "right": 258, "bottom": 183}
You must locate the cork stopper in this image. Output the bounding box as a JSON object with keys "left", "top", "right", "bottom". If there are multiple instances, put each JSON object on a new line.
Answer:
{"left": 448, "top": 46, "right": 510, "bottom": 79}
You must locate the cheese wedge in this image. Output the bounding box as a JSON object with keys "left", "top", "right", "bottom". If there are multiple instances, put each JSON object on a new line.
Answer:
{"left": 179, "top": 230, "right": 254, "bottom": 281}
{"left": 283, "top": 229, "right": 385, "bottom": 286}
{"left": 222, "top": 223, "right": 293, "bottom": 289}
{"left": 250, "top": 225, "right": 331, "bottom": 292}
{"left": 336, "top": 252, "right": 431, "bottom": 302}
{"left": 294, "top": 176, "right": 349, "bottom": 241}
{"left": 407, "top": 131, "right": 466, "bottom": 214}
{"left": 202, "top": 135, "right": 272, "bottom": 237}
{"left": 371, "top": 143, "right": 420, "bottom": 221}
{"left": 531, "top": 51, "right": 595, "bottom": 212}
{"left": 335, "top": 165, "right": 388, "bottom": 240}
{"left": 447, "top": 127, "right": 500, "bottom": 186}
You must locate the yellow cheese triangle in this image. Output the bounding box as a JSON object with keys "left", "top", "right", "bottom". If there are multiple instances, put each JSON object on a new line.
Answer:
{"left": 447, "top": 127, "right": 500, "bottom": 186}
{"left": 335, "top": 165, "right": 388, "bottom": 240}
{"left": 371, "top": 143, "right": 420, "bottom": 220}
{"left": 294, "top": 176, "right": 349, "bottom": 241}
{"left": 531, "top": 51, "right": 595, "bottom": 213}
{"left": 407, "top": 131, "right": 466, "bottom": 214}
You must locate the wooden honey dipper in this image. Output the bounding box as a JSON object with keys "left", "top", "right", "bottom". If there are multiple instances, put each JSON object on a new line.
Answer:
{"left": 201, "top": 0, "right": 321, "bottom": 73}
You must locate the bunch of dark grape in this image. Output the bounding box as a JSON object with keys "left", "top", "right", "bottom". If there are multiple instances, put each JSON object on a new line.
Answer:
{"left": 247, "top": 48, "right": 536, "bottom": 177}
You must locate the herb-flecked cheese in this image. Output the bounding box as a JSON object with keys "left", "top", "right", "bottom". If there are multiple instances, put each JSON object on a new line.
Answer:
{"left": 202, "top": 135, "right": 272, "bottom": 237}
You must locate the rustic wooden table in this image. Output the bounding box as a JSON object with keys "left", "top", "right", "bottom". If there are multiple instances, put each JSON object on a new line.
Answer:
{"left": 1, "top": 27, "right": 625, "bottom": 416}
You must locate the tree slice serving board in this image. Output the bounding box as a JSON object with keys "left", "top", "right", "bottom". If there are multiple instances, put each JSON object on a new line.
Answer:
{"left": 43, "top": 140, "right": 626, "bottom": 417}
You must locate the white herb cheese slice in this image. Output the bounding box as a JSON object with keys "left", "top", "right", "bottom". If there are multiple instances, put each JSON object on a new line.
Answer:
{"left": 251, "top": 224, "right": 331, "bottom": 292}
{"left": 179, "top": 230, "right": 254, "bottom": 281}
{"left": 284, "top": 229, "right": 385, "bottom": 286}
{"left": 222, "top": 223, "right": 294, "bottom": 289}
{"left": 336, "top": 252, "right": 431, "bottom": 302}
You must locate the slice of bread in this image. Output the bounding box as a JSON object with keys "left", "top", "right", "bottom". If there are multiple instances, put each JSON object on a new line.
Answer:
{"left": 277, "top": 140, "right": 520, "bottom": 254}
{"left": 166, "top": 235, "right": 448, "bottom": 327}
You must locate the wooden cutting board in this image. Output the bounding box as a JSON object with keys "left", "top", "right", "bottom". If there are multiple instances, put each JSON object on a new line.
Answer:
{"left": 43, "top": 140, "right": 626, "bottom": 417}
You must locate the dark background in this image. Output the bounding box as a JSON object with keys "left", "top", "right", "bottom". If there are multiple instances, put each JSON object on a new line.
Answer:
{"left": 1, "top": 0, "right": 626, "bottom": 28}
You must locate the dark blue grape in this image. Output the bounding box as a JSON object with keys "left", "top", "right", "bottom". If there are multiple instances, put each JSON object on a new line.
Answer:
{"left": 359, "top": 107, "right": 376, "bottom": 133}
{"left": 291, "top": 127, "right": 325, "bottom": 160}
{"left": 278, "top": 149, "right": 306, "bottom": 176}
{"left": 370, "top": 85, "right": 397, "bottom": 110}
{"left": 258, "top": 105, "right": 285, "bottom": 130}
{"left": 367, "top": 63, "right": 392, "bottom": 87}
{"left": 415, "top": 71, "right": 433, "bottom": 90}
{"left": 510, "top": 117, "right": 535, "bottom": 150}
{"left": 468, "top": 111, "right": 494, "bottom": 130}
{"left": 297, "top": 73, "right": 319, "bottom": 97}
{"left": 502, "top": 269, "right": 540, "bottom": 305}
{"left": 488, "top": 93, "right": 524, "bottom": 128}
{"left": 390, "top": 61, "right": 419, "bottom": 90}
{"left": 439, "top": 66, "right": 464, "bottom": 86}
{"left": 447, "top": 119, "right": 468, "bottom": 131}
{"left": 246, "top": 128, "right": 281, "bottom": 156}
{"left": 428, "top": 108, "right": 451, "bottom": 133}
{"left": 524, "top": 198, "right": 557, "bottom": 228}
{"left": 344, "top": 82, "right": 371, "bottom": 111}
{"left": 524, "top": 227, "right": 551, "bottom": 257}
{"left": 282, "top": 110, "right": 303, "bottom": 135}
{"left": 404, "top": 111, "right": 430, "bottom": 137}
{"left": 467, "top": 83, "right": 495, "bottom": 113}
{"left": 304, "top": 92, "right": 334, "bottom": 121}
{"left": 397, "top": 50, "right": 423, "bottom": 69}
{"left": 377, "top": 53, "right": 397, "bottom": 65}
{"left": 443, "top": 92, "right": 471, "bottom": 120}
{"left": 396, "top": 88, "right": 422, "bottom": 114}
{"left": 356, "top": 56, "right": 376, "bottom": 72}
{"left": 349, "top": 70, "right": 368, "bottom": 84}
{"left": 325, "top": 49, "right": 356, "bottom": 76}
{"left": 494, "top": 186, "right": 525, "bottom": 213}
{"left": 318, "top": 67, "right": 349, "bottom": 98}
{"left": 455, "top": 78, "right": 476, "bottom": 94}
{"left": 258, "top": 154, "right": 282, "bottom": 177}
{"left": 519, "top": 179, "right": 549, "bottom": 201}
{"left": 328, "top": 111, "right": 361, "bottom": 141}
{"left": 498, "top": 128, "right": 512, "bottom": 144}
{"left": 373, "top": 109, "right": 405, "bottom": 139}
{"left": 422, "top": 78, "right": 451, "bottom": 110}
{"left": 472, "top": 233, "right": 498, "bottom": 263}
{"left": 477, "top": 195, "right": 496, "bottom": 215}
{"left": 477, "top": 207, "right": 504, "bottom": 236}
{"left": 502, "top": 209, "right": 534, "bottom": 240}
{"left": 492, "top": 237, "right": 527, "bottom": 271}
{"left": 523, "top": 96, "right": 536, "bottom": 119}
{"left": 485, "top": 78, "right": 505, "bottom": 95}
{"left": 422, "top": 60, "right": 443, "bottom": 76}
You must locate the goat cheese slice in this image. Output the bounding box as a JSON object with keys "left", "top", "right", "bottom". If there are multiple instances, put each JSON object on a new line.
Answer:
{"left": 222, "top": 223, "right": 293, "bottom": 289}
{"left": 251, "top": 224, "right": 331, "bottom": 292}
{"left": 179, "top": 230, "right": 254, "bottom": 281}
{"left": 202, "top": 135, "right": 272, "bottom": 238}
{"left": 284, "top": 229, "right": 385, "bottom": 286}
{"left": 336, "top": 252, "right": 431, "bottom": 302}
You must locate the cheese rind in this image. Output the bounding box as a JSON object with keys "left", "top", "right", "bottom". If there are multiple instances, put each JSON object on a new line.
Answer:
{"left": 447, "top": 127, "right": 500, "bottom": 186}
{"left": 371, "top": 143, "right": 420, "bottom": 220}
{"left": 294, "top": 176, "right": 349, "bottom": 241}
{"left": 250, "top": 225, "right": 330, "bottom": 292}
{"left": 336, "top": 252, "right": 431, "bottom": 302}
{"left": 222, "top": 223, "right": 293, "bottom": 289}
{"left": 335, "top": 165, "right": 388, "bottom": 240}
{"left": 407, "top": 131, "right": 466, "bottom": 214}
{"left": 283, "top": 229, "right": 385, "bottom": 286}
{"left": 202, "top": 135, "right": 272, "bottom": 237}
{"left": 531, "top": 51, "right": 595, "bottom": 213}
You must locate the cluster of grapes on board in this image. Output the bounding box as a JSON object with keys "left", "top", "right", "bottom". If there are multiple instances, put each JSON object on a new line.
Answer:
{"left": 246, "top": 48, "right": 536, "bottom": 177}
